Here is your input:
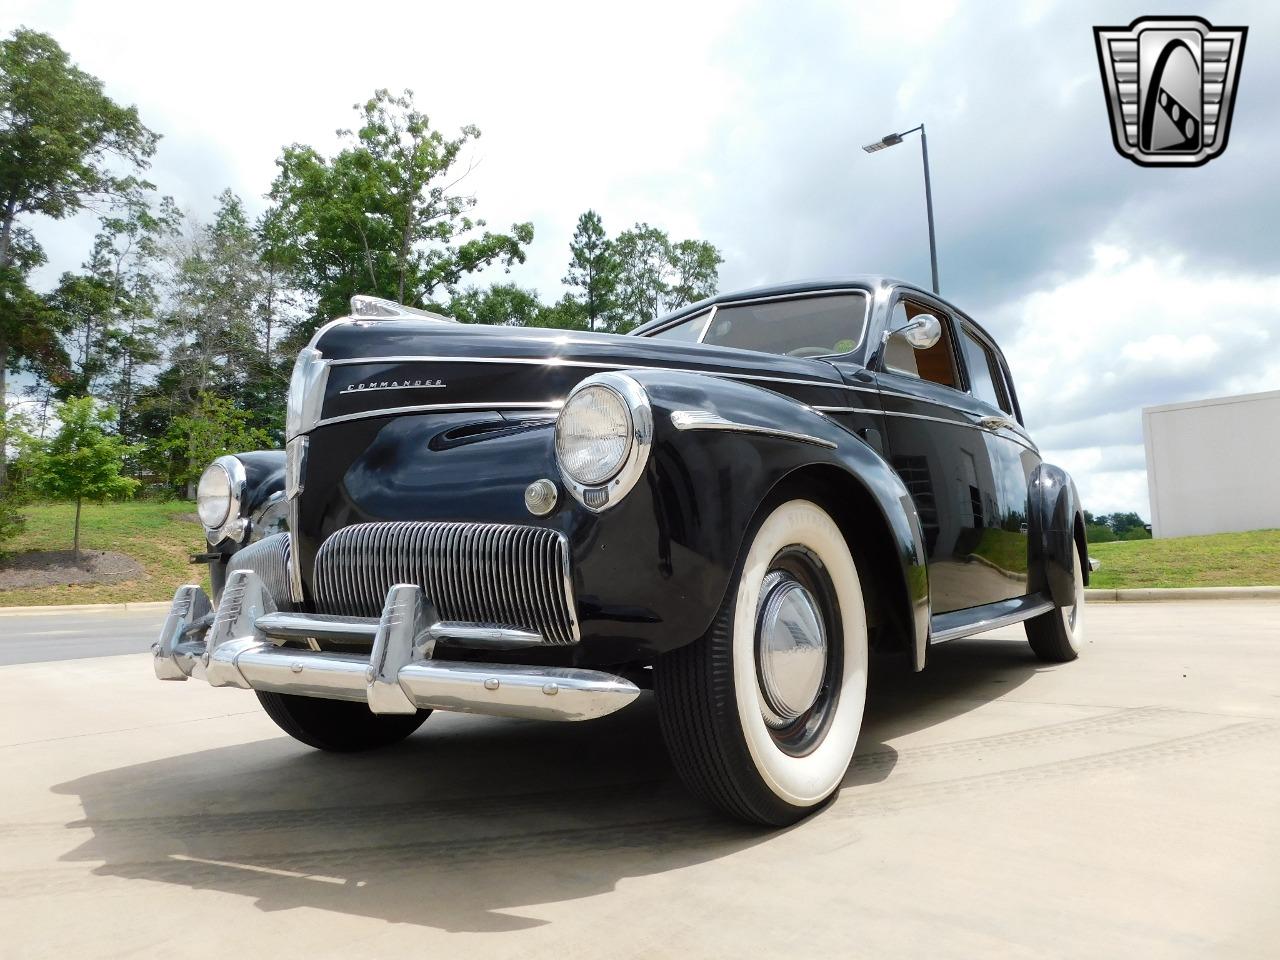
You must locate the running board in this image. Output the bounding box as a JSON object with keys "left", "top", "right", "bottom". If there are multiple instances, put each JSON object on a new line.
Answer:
{"left": 929, "top": 594, "right": 1055, "bottom": 644}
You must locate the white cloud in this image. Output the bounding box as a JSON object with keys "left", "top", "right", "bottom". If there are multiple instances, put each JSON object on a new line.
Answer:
{"left": 994, "top": 247, "right": 1280, "bottom": 515}
{"left": 6, "top": 0, "right": 1280, "bottom": 522}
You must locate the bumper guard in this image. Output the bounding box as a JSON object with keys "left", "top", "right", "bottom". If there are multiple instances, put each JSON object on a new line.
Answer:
{"left": 152, "top": 569, "right": 639, "bottom": 722}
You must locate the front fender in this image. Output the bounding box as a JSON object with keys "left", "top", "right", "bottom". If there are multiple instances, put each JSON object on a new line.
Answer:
{"left": 1027, "top": 462, "right": 1087, "bottom": 607}
{"left": 207, "top": 449, "right": 287, "bottom": 598}
{"left": 235, "top": 450, "right": 287, "bottom": 522}
{"left": 621, "top": 369, "right": 930, "bottom": 668}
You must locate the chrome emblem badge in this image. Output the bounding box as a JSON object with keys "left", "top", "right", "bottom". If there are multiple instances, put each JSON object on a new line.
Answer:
{"left": 340, "top": 378, "right": 446, "bottom": 394}
{"left": 1094, "top": 16, "right": 1247, "bottom": 167}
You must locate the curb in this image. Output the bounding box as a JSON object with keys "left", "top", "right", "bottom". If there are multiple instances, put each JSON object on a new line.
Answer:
{"left": 0, "top": 600, "right": 171, "bottom": 617}
{"left": 1085, "top": 586, "right": 1280, "bottom": 601}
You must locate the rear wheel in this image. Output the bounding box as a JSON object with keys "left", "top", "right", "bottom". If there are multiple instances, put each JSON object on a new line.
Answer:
{"left": 257, "top": 691, "right": 430, "bottom": 752}
{"left": 1025, "top": 544, "right": 1085, "bottom": 662}
{"left": 656, "top": 499, "right": 869, "bottom": 826}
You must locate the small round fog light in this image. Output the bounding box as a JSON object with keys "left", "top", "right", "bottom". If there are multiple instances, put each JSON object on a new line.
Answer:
{"left": 524, "top": 478, "right": 558, "bottom": 516}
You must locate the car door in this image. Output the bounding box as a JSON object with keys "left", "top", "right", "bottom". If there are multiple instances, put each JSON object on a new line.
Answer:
{"left": 952, "top": 317, "right": 1042, "bottom": 601}
{"left": 870, "top": 293, "right": 1012, "bottom": 614}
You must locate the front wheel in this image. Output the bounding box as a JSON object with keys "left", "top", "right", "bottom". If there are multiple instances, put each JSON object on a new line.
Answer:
{"left": 1025, "top": 544, "right": 1085, "bottom": 662}
{"left": 656, "top": 499, "right": 869, "bottom": 826}
{"left": 257, "top": 691, "right": 430, "bottom": 752}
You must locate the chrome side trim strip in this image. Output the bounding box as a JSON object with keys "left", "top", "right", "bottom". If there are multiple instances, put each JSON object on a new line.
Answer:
{"left": 325, "top": 354, "right": 843, "bottom": 391}
{"left": 670, "top": 410, "right": 837, "bottom": 448}
{"left": 314, "top": 357, "right": 1037, "bottom": 453}
{"left": 315, "top": 400, "right": 563, "bottom": 430}
{"left": 815, "top": 406, "right": 963, "bottom": 428}
{"left": 815, "top": 405, "right": 1040, "bottom": 453}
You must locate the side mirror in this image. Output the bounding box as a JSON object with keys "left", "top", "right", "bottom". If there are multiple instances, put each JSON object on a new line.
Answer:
{"left": 888, "top": 313, "right": 942, "bottom": 350}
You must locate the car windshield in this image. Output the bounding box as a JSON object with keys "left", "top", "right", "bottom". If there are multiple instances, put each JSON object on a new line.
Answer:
{"left": 645, "top": 293, "right": 868, "bottom": 358}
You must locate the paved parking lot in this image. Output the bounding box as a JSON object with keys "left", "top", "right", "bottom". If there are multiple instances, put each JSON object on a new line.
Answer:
{"left": 2, "top": 600, "right": 1278, "bottom": 959}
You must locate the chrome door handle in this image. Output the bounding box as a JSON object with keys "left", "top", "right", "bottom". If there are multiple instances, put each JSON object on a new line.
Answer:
{"left": 978, "top": 416, "right": 1012, "bottom": 431}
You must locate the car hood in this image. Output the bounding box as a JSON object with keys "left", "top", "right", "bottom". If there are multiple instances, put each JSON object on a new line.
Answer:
{"left": 312, "top": 319, "right": 850, "bottom": 427}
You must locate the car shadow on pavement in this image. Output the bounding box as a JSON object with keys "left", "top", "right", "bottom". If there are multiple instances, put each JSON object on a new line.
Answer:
{"left": 52, "top": 636, "right": 1041, "bottom": 932}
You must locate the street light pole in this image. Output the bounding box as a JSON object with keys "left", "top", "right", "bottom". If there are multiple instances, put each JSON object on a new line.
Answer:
{"left": 863, "top": 123, "right": 940, "bottom": 295}
{"left": 917, "top": 125, "right": 940, "bottom": 295}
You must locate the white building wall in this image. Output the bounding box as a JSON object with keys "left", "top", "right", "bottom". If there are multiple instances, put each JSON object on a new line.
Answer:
{"left": 1143, "top": 390, "right": 1280, "bottom": 539}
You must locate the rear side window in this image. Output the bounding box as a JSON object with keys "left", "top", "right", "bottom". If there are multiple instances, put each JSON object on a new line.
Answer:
{"left": 959, "top": 328, "right": 1011, "bottom": 413}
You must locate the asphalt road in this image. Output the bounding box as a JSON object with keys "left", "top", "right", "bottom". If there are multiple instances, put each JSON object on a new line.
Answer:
{"left": 2, "top": 600, "right": 1278, "bottom": 959}
{"left": 0, "top": 608, "right": 165, "bottom": 665}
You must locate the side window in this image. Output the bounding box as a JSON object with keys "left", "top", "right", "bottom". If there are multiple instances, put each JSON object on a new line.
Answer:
{"left": 958, "top": 327, "right": 1012, "bottom": 413}
{"left": 882, "top": 299, "right": 959, "bottom": 389}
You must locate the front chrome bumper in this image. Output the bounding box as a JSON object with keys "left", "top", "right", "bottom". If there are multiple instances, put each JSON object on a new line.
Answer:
{"left": 152, "top": 569, "right": 639, "bottom": 722}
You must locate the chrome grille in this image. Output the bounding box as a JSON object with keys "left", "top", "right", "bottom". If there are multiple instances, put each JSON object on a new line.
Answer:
{"left": 226, "top": 532, "right": 292, "bottom": 608}
{"left": 312, "top": 522, "right": 578, "bottom": 645}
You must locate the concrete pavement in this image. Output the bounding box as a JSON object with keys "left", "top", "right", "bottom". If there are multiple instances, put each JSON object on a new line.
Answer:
{"left": 0, "top": 607, "right": 165, "bottom": 665}
{"left": 1, "top": 600, "right": 1278, "bottom": 959}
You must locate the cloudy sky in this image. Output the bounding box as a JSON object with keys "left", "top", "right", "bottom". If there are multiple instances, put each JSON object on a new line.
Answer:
{"left": 6, "top": 0, "right": 1278, "bottom": 517}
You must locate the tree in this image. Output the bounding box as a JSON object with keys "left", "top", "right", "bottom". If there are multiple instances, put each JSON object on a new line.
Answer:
{"left": 46, "top": 195, "right": 178, "bottom": 428}
{"left": 149, "top": 190, "right": 283, "bottom": 459}
{"left": 0, "top": 28, "right": 157, "bottom": 490}
{"left": 665, "top": 238, "right": 722, "bottom": 311}
{"left": 535, "top": 294, "right": 588, "bottom": 331}
{"left": 26, "top": 397, "right": 138, "bottom": 559}
{"left": 268, "top": 89, "right": 534, "bottom": 338}
{"left": 562, "top": 210, "right": 617, "bottom": 331}
{"left": 1106, "top": 511, "right": 1147, "bottom": 536}
{"left": 447, "top": 283, "right": 544, "bottom": 327}
{"left": 610, "top": 223, "right": 723, "bottom": 332}
{"left": 156, "top": 392, "right": 271, "bottom": 495}
{"left": 1085, "top": 523, "right": 1117, "bottom": 543}
{"left": 611, "top": 224, "right": 672, "bottom": 333}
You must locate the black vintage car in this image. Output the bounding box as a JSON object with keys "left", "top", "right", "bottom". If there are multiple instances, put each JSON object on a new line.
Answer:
{"left": 156, "top": 277, "right": 1089, "bottom": 825}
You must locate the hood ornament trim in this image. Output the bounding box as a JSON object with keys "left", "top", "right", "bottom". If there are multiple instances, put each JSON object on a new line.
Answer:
{"left": 349, "top": 295, "right": 458, "bottom": 323}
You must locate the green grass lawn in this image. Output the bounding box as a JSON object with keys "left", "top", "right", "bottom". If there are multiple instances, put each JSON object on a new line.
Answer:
{"left": 1, "top": 501, "right": 210, "bottom": 606}
{"left": 2, "top": 501, "right": 1278, "bottom": 606}
{"left": 1089, "top": 528, "right": 1280, "bottom": 589}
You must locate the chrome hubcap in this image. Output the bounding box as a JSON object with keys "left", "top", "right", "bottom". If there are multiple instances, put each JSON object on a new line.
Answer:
{"left": 756, "top": 571, "right": 828, "bottom": 728}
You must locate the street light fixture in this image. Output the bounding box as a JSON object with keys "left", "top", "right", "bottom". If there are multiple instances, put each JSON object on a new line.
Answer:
{"left": 862, "top": 123, "right": 939, "bottom": 294}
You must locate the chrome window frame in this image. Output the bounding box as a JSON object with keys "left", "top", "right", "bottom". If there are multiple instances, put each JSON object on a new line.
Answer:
{"left": 638, "top": 289, "right": 872, "bottom": 359}
{"left": 870, "top": 290, "right": 969, "bottom": 400}
{"left": 955, "top": 321, "right": 1014, "bottom": 417}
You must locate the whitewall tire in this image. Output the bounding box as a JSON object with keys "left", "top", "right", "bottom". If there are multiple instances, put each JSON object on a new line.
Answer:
{"left": 1025, "top": 543, "right": 1085, "bottom": 662}
{"left": 656, "top": 499, "right": 869, "bottom": 825}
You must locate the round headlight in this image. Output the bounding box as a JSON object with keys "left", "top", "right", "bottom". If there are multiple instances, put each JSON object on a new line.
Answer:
{"left": 196, "top": 462, "right": 233, "bottom": 529}
{"left": 555, "top": 384, "right": 633, "bottom": 486}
